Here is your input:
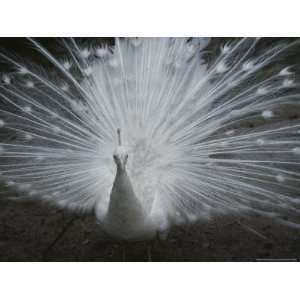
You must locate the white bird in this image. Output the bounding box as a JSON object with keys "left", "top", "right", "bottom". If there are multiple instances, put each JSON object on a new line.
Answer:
{"left": 103, "top": 128, "right": 157, "bottom": 240}
{"left": 0, "top": 37, "right": 300, "bottom": 243}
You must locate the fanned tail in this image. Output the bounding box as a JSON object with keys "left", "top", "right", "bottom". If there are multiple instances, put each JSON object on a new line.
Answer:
{"left": 0, "top": 38, "right": 299, "bottom": 232}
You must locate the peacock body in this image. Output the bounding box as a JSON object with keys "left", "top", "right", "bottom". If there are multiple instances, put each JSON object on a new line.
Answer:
{"left": 0, "top": 37, "right": 300, "bottom": 240}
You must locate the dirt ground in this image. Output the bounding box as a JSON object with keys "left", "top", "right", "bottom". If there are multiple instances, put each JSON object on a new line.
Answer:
{"left": 0, "top": 198, "right": 299, "bottom": 261}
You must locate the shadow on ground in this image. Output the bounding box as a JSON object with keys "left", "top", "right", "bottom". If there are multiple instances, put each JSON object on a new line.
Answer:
{"left": 0, "top": 198, "right": 299, "bottom": 262}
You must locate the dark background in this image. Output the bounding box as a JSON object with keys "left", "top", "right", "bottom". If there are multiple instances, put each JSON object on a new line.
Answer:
{"left": 0, "top": 38, "right": 299, "bottom": 261}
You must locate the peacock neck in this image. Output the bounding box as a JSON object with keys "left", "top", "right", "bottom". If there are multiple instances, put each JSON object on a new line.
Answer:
{"left": 109, "top": 165, "right": 143, "bottom": 213}
{"left": 114, "top": 165, "right": 130, "bottom": 189}
{"left": 104, "top": 163, "right": 155, "bottom": 240}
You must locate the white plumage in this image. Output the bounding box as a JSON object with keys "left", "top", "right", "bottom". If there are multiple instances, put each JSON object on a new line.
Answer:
{"left": 0, "top": 37, "right": 300, "bottom": 241}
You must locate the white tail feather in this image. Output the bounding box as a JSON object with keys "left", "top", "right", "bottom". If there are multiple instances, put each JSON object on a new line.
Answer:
{"left": 0, "top": 38, "right": 299, "bottom": 235}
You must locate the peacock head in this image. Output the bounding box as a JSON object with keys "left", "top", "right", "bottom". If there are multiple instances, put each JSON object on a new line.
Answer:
{"left": 113, "top": 128, "right": 128, "bottom": 170}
